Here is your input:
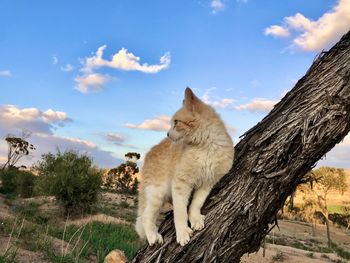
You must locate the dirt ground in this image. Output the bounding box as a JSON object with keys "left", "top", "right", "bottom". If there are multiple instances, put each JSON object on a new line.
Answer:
{"left": 241, "top": 219, "right": 350, "bottom": 263}
{"left": 241, "top": 243, "right": 342, "bottom": 263}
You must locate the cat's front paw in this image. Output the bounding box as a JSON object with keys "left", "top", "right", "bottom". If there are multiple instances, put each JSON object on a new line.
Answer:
{"left": 176, "top": 227, "right": 193, "bottom": 246}
{"left": 190, "top": 213, "right": 205, "bottom": 231}
{"left": 147, "top": 232, "right": 163, "bottom": 246}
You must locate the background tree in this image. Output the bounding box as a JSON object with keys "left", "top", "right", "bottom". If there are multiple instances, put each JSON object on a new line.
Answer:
{"left": 132, "top": 31, "right": 350, "bottom": 263}
{"left": 105, "top": 152, "right": 140, "bottom": 195}
{"left": 299, "top": 167, "right": 347, "bottom": 245}
{"left": 35, "top": 150, "right": 102, "bottom": 216}
{"left": 300, "top": 197, "right": 318, "bottom": 236}
{"left": 2, "top": 130, "right": 35, "bottom": 170}
{"left": 311, "top": 167, "right": 347, "bottom": 247}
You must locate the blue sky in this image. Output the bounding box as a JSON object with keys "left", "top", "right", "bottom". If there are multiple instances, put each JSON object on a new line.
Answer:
{"left": 1, "top": 0, "right": 350, "bottom": 168}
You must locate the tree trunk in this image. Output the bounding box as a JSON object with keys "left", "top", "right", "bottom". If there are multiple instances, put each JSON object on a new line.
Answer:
{"left": 311, "top": 220, "right": 316, "bottom": 237}
{"left": 325, "top": 216, "right": 332, "bottom": 248}
{"left": 132, "top": 31, "right": 350, "bottom": 263}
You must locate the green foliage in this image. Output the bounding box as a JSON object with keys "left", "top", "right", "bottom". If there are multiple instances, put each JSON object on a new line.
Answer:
{"left": 329, "top": 213, "right": 348, "bottom": 228}
{"left": 104, "top": 152, "right": 140, "bottom": 195}
{"left": 70, "top": 222, "right": 142, "bottom": 262}
{"left": 331, "top": 242, "right": 350, "bottom": 260}
{"left": 0, "top": 168, "right": 36, "bottom": 197}
{"left": 35, "top": 150, "right": 102, "bottom": 216}
{"left": 0, "top": 248, "right": 17, "bottom": 263}
{"left": 50, "top": 222, "right": 142, "bottom": 262}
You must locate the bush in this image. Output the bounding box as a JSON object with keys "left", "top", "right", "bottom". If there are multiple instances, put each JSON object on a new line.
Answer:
{"left": 0, "top": 168, "right": 36, "bottom": 198}
{"left": 35, "top": 150, "right": 102, "bottom": 216}
{"left": 329, "top": 213, "right": 348, "bottom": 228}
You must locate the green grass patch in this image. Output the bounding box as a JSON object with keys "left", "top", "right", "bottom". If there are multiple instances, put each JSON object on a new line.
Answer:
{"left": 52, "top": 221, "right": 143, "bottom": 262}
{"left": 328, "top": 205, "right": 344, "bottom": 214}
{"left": 331, "top": 242, "right": 350, "bottom": 260}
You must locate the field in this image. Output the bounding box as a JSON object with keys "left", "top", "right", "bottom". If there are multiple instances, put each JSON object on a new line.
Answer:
{"left": 0, "top": 170, "right": 349, "bottom": 263}
{"left": 0, "top": 193, "right": 143, "bottom": 263}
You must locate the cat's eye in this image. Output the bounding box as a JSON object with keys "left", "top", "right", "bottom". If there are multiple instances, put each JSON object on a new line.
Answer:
{"left": 174, "top": 119, "right": 179, "bottom": 125}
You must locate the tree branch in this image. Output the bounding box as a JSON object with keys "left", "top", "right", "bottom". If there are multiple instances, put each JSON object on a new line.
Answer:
{"left": 132, "top": 31, "right": 350, "bottom": 263}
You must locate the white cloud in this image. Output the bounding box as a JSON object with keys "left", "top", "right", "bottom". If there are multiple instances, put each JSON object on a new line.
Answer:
{"left": 234, "top": 98, "right": 278, "bottom": 112}
{"left": 42, "top": 109, "right": 69, "bottom": 124}
{"left": 202, "top": 88, "right": 235, "bottom": 109}
{"left": 318, "top": 133, "right": 350, "bottom": 168}
{"left": 74, "top": 73, "right": 110, "bottom": 93}
{"left": 61, "top": 64, "right": 74, "bottom": 72}
{"left": 0, "top": 104, "right": 122, "bottom": 168}
{"left": 265, "top": 0, "right": 350, "bottom": 51}
{"left": 124, "top": 115, "right": 170, "bottom": 132}
{"left": 211, "top": 0, "right": 224, "bottom": 14}
{"left": 264, "top": 25, "right": 290, "bottom": 38}
{"left": 0, "top": 70, "right": 12, "bottom": 77}
{"left": 82, "top": 45, "right": 171, "bottom": 74}
{"left": 105, "top": 133, "right": 126, "bottom": 143}
{"left": 11, "top": 133, "right": 121, "bottom": 168}
{"left": 0, "top": 105, "right": 70, "bottom": 134}
{"left": 52, "top": 55, "right": 58, "bottom": 65}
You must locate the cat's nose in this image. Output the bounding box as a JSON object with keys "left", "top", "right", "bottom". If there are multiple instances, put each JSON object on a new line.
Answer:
{"left": 167, "top": 132, "right": 169, "bottom": 137}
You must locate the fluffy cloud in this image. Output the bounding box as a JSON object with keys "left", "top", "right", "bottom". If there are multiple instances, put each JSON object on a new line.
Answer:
{"left": 0, "top": 132, "right": 122, "bottom": 168}
{"left": 202, "top": 88, "right": 235, "bottom": 109}
{"left": 74, "top": 73, "right": 110, "bottom": 93}
{"left": 264, "top": 25, "right": 290, "bottom": 38}
{"left": 0, "top": 104, "right": 122, "bottom": 168}
{"left": 124, "top": 115, "right": 170, "bottom": 132}
{"left": 234, "top": 98, "right": 277, "bottom": 112}
{"left": 211, "top": 0, "right": 225, "bottom": 14}
{"left": 75, "top": 46, "right": 170, "bottom": 93}
{"left": 265, "top": 0, "right": 350, "bottom": 51}
{"left": 0, "top": 70, "right": 12, "bottom": 77}
{"left": 0, "top": 105, "right": 70, "bottom": 134}
{"left": 82, "top": 45, "right": 171, "bottom": 74}
{"left": 61, "top": 64, "right": 74, "bottom": 72}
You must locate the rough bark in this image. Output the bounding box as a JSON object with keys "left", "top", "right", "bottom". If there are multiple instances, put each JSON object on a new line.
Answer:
{"left": 132, "top": 31, "right": 350, "bottom": 263}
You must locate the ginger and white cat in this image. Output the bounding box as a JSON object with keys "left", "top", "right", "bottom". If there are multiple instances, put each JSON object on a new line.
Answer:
{"left": 135, "top": 88, "right": 234, "bottom": 246}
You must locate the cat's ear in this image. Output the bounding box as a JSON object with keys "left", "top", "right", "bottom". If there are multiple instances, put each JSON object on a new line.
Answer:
{"left": 184, "top": 87, "right": 201, "bottom": 113}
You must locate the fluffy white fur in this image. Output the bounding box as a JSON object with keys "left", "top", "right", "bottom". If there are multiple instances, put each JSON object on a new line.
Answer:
{"left": 135, "top": 88, "right": 234, "bottom": 246}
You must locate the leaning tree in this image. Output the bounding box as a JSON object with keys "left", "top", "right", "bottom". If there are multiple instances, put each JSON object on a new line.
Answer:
{"left": 132, "top": 31, "right": 350, "bottom": 263}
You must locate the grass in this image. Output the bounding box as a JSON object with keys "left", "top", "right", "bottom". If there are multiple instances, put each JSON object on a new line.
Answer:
{"left": 1, "top": 214, "right": 142, "bottom": 263}
{"left": 331, "top": 242, "right": 350, "bottom": 260}
{"left": 59, "top": 221, "right": 143, "bottom": 262}
{"left": 328, "top": 205, "right": 344, "bottom": 214}
{"left": 0, "top": 248, "right": 17, "bottom": 263}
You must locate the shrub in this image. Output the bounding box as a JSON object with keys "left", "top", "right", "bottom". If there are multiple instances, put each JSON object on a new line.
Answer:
{"left": 329, "top": 213, "right": 348, "bottom": 228}
{"left": 0, "top": 168, "right": 36, "bottom": 198}
{"left": 35, "top": 150, "right": 102, "bottom": 216}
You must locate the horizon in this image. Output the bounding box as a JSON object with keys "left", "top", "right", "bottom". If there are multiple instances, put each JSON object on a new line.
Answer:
{"left": 1, "top": 0, "right": 350, "bottom": 169}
